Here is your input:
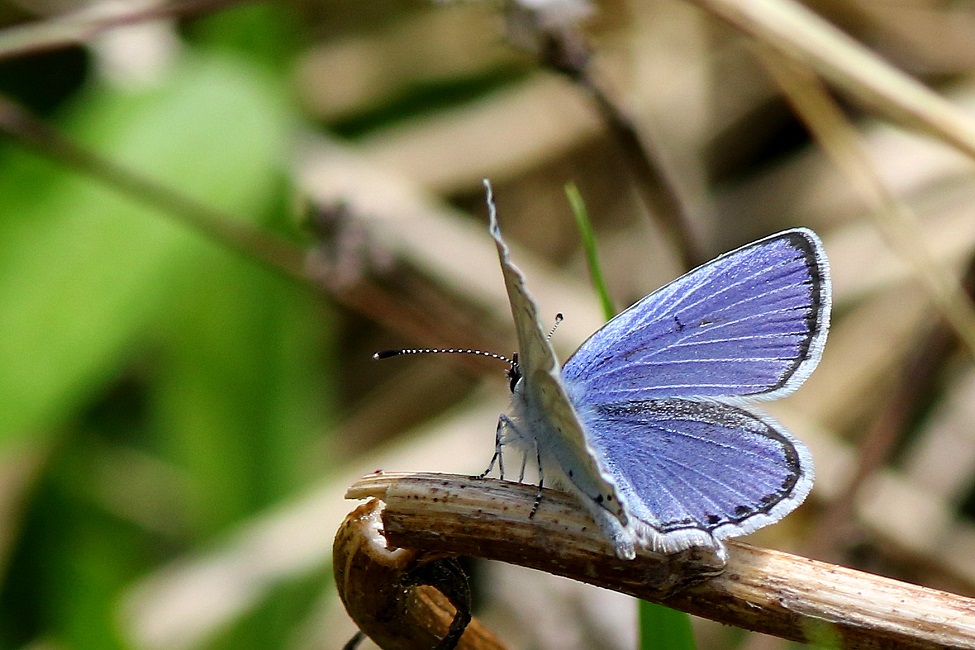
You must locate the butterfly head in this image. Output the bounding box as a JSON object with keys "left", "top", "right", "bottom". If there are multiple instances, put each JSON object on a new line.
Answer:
{"left": 506, "top": 352, "right": 522, "bottom": 392}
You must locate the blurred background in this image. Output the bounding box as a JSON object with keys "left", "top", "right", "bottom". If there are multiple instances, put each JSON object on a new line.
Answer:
{"left": 1, "top": 0, "right": 975, "bottom": 648}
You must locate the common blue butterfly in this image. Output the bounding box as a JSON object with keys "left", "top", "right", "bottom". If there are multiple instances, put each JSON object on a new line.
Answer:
{"left": 379, "top": 184, "right": 830, "bottom": 561}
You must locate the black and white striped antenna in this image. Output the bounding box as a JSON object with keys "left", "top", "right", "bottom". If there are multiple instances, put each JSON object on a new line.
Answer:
{"left": 373, "top": 347, "right": 521, "bottom": 391}
{"left": 373, "top": 180, "right": 563, "bottom": 392}
{"left": 372, "top": 347, "right": 514, "bottom": 365}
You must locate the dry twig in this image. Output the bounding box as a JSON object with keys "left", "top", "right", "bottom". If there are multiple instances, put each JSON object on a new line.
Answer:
{"left": 687, "top": 0, "right": 975, "bottom": 162}
{"left": 340, "top": 472, "right": 975, "bottom": 649}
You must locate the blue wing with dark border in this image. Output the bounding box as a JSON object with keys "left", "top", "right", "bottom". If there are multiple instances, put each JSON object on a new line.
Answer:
{"left": 561, "top": 229, "right": 830, "bottom": 404}
{"left": 575, "top": 397, "right": 814, "bottom": 552}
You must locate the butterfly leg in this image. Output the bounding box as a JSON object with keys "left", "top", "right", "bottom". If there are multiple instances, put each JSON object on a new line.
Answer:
{"left": 474, "top": 415, "right": 510, "bottom": 480}
{"left": 517, "top": 447, "right": 529, "bottom": 483}
{"left": 529, "top": 440, "right": 543, "bottom": 519}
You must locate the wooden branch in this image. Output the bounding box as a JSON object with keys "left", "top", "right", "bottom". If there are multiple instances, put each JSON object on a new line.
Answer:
{"left": 333, "top": 497, "right": 509, "bottom": 650}
{"left": 339, "top": 472, "right": 975, "bottom": 649}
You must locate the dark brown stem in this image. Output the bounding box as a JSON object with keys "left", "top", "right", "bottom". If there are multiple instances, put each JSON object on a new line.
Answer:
{"left": 538, "top": 26, "right": 703, "bottom": 269}
{"left": 334, "top": 498, "right": 510, "bottom": 650}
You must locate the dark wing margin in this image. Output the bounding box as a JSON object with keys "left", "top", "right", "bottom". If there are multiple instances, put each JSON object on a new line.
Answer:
{"left": 576, "top": 398, "right": 814, "bottom": 554}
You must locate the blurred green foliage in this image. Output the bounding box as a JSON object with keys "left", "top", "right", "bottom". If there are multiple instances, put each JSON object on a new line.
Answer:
{"left": 0, "top": 5, "right": 335, "bottom": 648}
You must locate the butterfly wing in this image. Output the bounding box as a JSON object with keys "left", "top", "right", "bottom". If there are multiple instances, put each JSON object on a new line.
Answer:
{"left": 488, "top": 203, "right": 637, "bottom": 558}
{"left": 575, "top": 397, "right": 814, "bottom": 553}
{"left": 562, "top": 230, "right": 830, "bottom": 404}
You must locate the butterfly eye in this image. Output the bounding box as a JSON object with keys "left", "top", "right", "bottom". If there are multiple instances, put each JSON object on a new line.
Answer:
{"left": 507, "top": 353, "right": 522, "bottom": 392}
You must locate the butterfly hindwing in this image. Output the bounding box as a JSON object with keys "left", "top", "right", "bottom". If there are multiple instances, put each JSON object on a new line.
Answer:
{"left": 561, "top": 230, "right": 830, "bottom": 405}
{"left": 574, "top": 397, "right": 814, "bottom": 553}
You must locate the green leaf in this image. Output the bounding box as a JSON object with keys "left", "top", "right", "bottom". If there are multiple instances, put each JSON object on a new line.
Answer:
{"left": 0, "top": 53, "right": 292, "bottom": 449}
{"left": 151, "top": 232, "right": 331, "bottom": 536}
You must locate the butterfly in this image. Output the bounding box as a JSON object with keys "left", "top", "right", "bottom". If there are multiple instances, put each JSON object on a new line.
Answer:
{"left": 481, "top": 185, "right": 829, "bottom": 562}
{"left": 377, "top": 183, "right": 830, "bottom": 562}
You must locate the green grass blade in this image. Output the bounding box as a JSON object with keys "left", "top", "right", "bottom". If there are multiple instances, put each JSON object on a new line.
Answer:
{"left": 639, "top": 601, "right": 696, "bottom": 650}
{"left": 0, "top": 53, "right": 291, "bottom": 451}
{"left": 566, "top": 182, "right": 697, "bottom": 650}
{"left": 565, "top": 182, "right": 615, "bottom": 320}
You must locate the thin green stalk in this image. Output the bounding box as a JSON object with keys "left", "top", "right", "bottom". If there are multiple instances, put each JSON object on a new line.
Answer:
{"left": 564, "top": 182, "right": 697, "bottom": 650}
{"left": 639, "top": 601, "right": 696, "bottom": 650}
{"left": 565, "top": 182, "right": 615, "bottom": 320}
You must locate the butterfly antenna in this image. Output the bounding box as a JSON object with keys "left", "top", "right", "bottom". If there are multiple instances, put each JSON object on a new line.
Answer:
{"left": 547, "top": 313, "right": 564, "bottom": 340}
{"left": 373, "top": 348, "right": 515, "bottom": 366}
{"left": 375, "top": 347, "right": 523, "bottom": 392}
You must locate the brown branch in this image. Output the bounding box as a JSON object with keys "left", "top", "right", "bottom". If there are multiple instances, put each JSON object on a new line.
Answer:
{"left": 339, "top": 472, "right": 975, "bottom": 649}
{"left": 334, "top": 498, "right": 509, "bottom": 650}
{"left": 0, "top": 97, "right": 519, "bottom": 378}
{"left": 0, "top": 0, "right": 254, "bottom": 61}
{"left": 577, "top": 70, "right": 705, "bottom": 269}
{"left": 533, "top": 20, "right": 704, "bottom": 269}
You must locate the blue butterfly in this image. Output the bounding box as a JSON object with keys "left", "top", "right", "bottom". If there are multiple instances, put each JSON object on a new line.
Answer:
{"left": 378, "top": 185, "right": 830, "bottom": 562}
{"left": 484, "top": 187, "right": 829, "bottom": 561}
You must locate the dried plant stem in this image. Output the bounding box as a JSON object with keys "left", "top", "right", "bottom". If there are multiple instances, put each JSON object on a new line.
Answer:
{"left": 0, "top": 96, "right": 308, "bottom": 282}
{"left": 341, "top": 472, "right": 975, "bottom": 649}
{"left": 0, "top": 0, "right": 250, "bottom": 60}
{"left": 755, "top": 50, "right": 975, "bottom": 363}
{"left": 579, "top": 73, "right": 704, "bottom": 268}
{"left": 688, "top": 0, "right": 975, "bottom": 162}
{"left": 0, "top": 97, "right": 517, "bottom": 381}
{"left": 538, "top": 25, "right": 703, "bottom": 268}
{"left": 755, "top": 49, "right": 975, "bottom": 560}
{"left": 334, "top": 498, "right": 509, "bottom": 650}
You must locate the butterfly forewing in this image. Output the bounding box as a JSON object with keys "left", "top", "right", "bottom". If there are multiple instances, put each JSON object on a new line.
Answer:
{"left": 561, "top": 230, "right": 830, "bottom": 405}
{"left": 489, "top": 214, "right": 631, "bottom": 541}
